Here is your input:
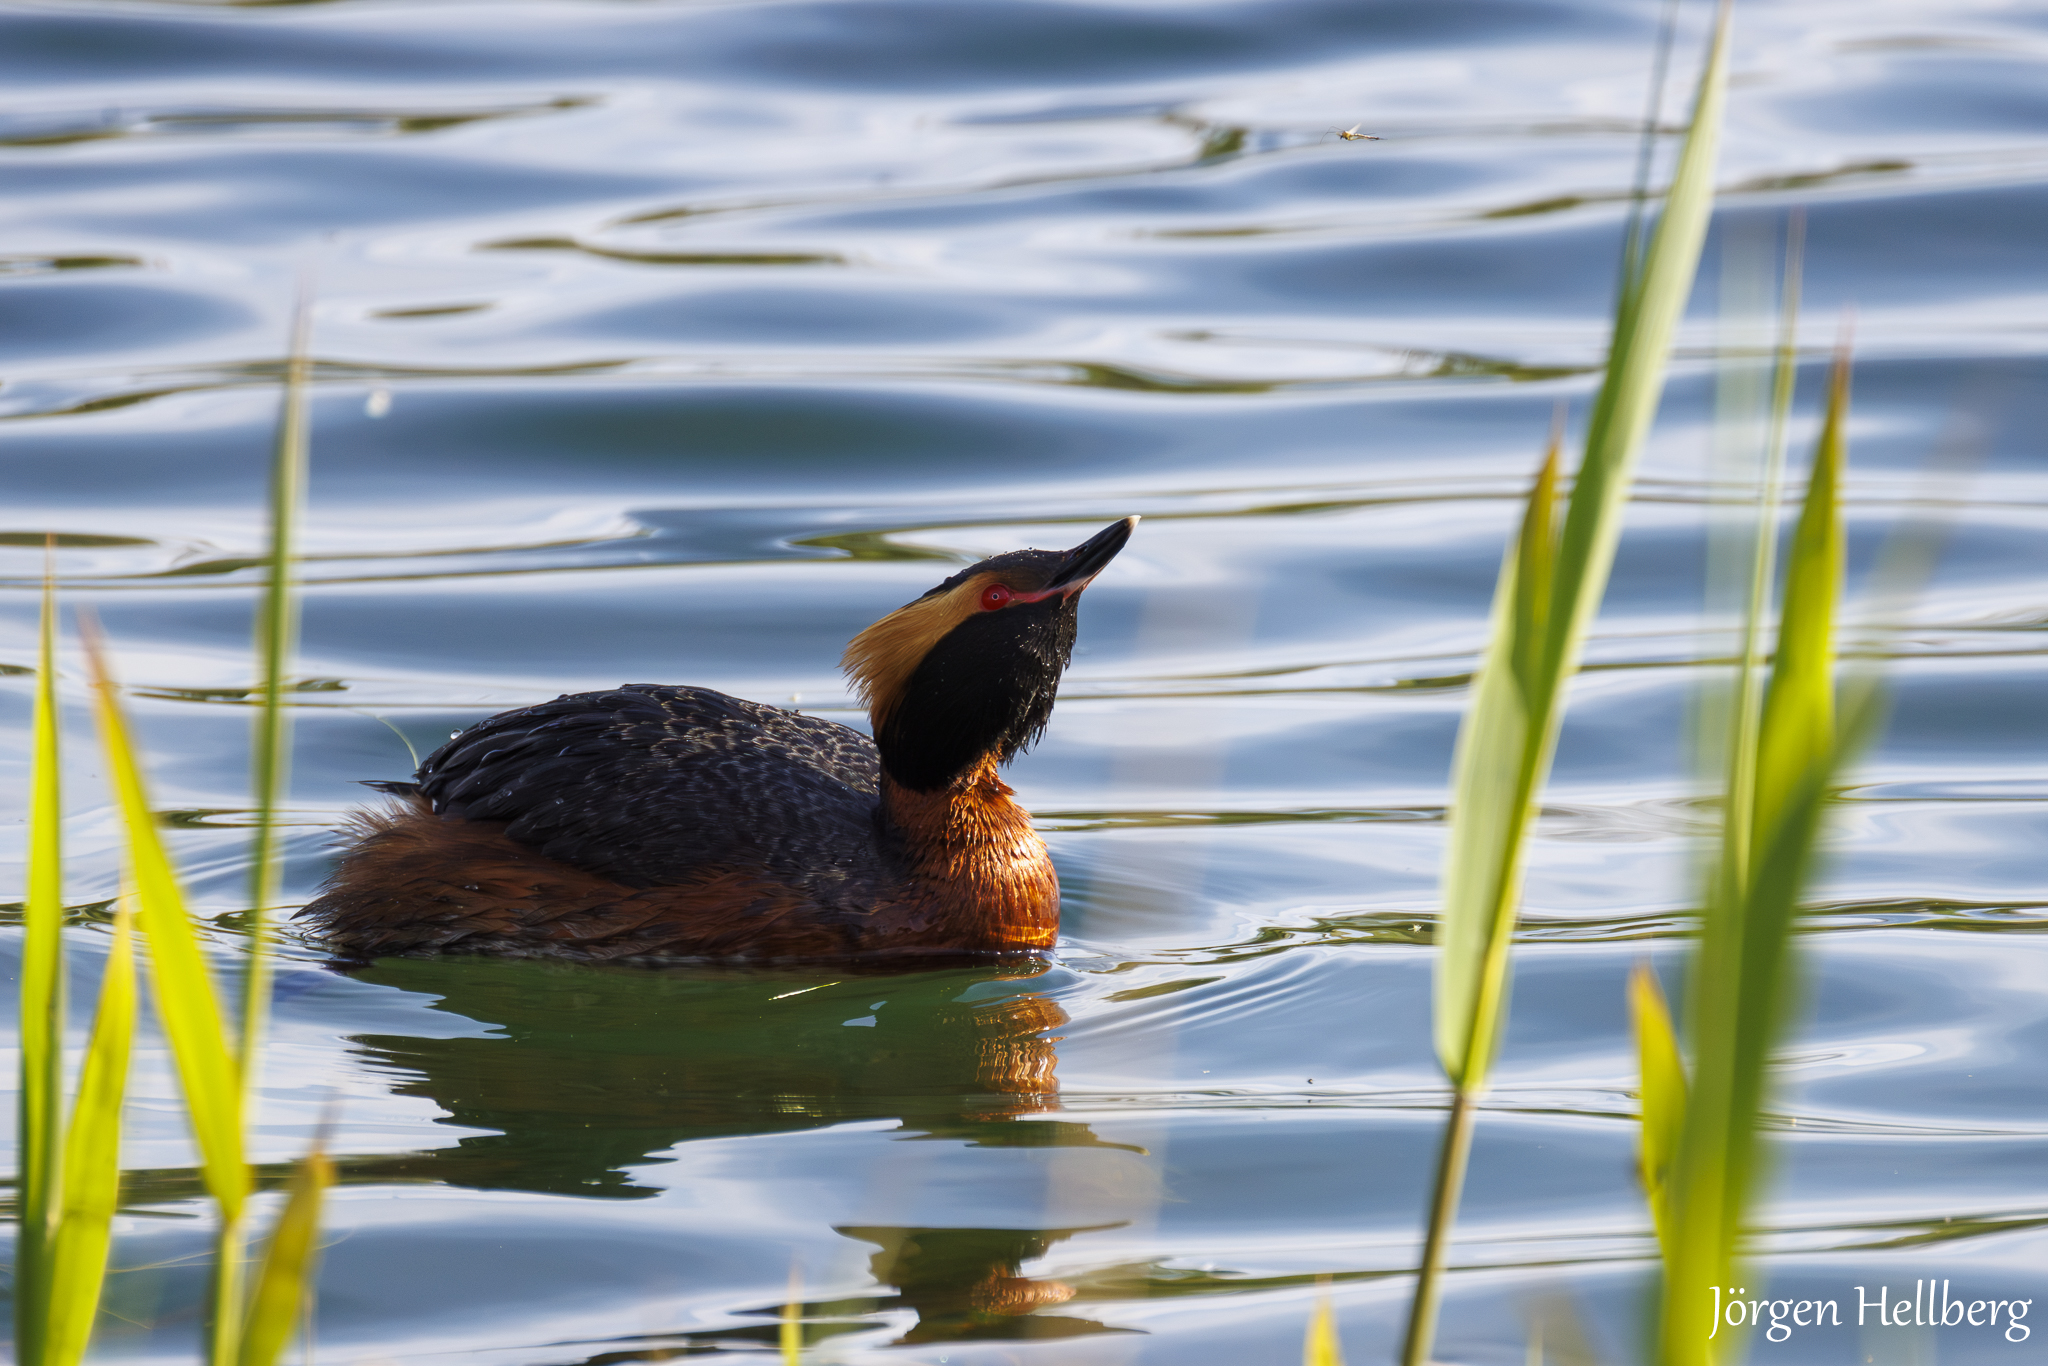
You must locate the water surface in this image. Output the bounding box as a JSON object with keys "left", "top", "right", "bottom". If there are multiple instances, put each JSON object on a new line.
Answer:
{"left": 2, "top": 1, "right": 2046, "bottom": 1362}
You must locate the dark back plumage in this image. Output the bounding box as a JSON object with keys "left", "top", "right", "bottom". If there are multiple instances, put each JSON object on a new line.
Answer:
{"left": 410, "top": 685, "right": 886, "bottom": 897}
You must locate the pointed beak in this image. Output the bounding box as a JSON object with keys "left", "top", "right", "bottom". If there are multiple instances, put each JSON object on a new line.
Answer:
{"left": 1041, "top": 516, "right": 1138, "bottom": 597}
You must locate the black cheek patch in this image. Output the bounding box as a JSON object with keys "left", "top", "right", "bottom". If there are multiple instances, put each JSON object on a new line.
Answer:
{"left": 876, "top": 599, "right": 1077, "bottom": 790}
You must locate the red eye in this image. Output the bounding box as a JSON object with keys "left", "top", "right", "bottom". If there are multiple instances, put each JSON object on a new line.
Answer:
{"left": 979, "top": 583, "right": 1013, "bottom": 611}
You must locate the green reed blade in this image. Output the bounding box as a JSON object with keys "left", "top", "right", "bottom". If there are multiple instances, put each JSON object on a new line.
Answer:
{"left": 237, "top": 1145, "right": 333, "bottom": 1366}
{"left": 244, "top": 289, "right": 311, "bottom": 1085}
{"left": 42, "top": 896, "right": 137, "bottom": 1366}
{"left": 1629, "top": 961, "right": 1686, "bottom": 1262}
{"left": 1407, "top": 14, "right": 1729, "bottom": 1366}
{"left": 1659, "top": 345, "right": 1850, "bottom": 1364}
{"left": 1750, "top": 356, "right": 1844, "bottom": 851}
{"left": 210, "top": 295, "right": 317, "bottom": 1366}
{"left": 1615, "top": 0, "right": 1684, "bottom": 315}
{"left": 1717, "top": 216, "right": 1805, "bottom": 895}
{"left": 781, "top": 1265, "right": 803, "bottom": 1365}
{"left": 1546, "top": 0, "right": 1730, "bottom": 711}
{"left": 17, "top": 544, "right": 67, "bottom": 1365}
{"left": 1304, "top": 1292, "right": 1346, "bottom": 1366}
{"left": 1510, "top": 412, "right": 1565, "bottom": 690}
{"left": 1433, "top": 2, "right": 1729, "bottom": 1092}
{"left": 1435, "top": 434, "right": 1561, "bottom": 1087}
{"left": 80, "top": 621, "right": 250, "bottom": 1222}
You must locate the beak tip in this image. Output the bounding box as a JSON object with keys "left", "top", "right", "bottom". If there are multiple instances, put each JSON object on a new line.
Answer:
{"left": 1048, "top": 515, "right": 1139, "bottom": 593}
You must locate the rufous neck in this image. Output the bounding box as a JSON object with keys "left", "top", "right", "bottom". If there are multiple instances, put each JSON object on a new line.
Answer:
{"left": 879, "top": 755, "right": 1026, "bottom": 855}
{"left": 877, "top": 756, "right": 1057, "bottom": 950}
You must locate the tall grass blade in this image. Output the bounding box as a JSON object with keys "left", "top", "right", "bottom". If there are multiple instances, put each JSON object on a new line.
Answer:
{"left": 237, "top": 1145, "right": 333, "bottom": 1366}
{"left": 1698, "top": 212, "right": 1800, "bottom": 806}
{"left": 1720, "top": 216, "right": 1805, "bottom": 893}
{"left": 42, "top": 896, "right": 138, "bottom": 1366}
{"left": 1434, "top": 0, "right": 1729, "bottom": 1094}
{"left": 780, "top": 1263, "right": 803, "bottom": 1364}
{"left": 16, "top": 543, "right": 66, "bottom": 1365}
{"left": 80, "top": 620, "right": 249, "bottom": 1220}
{"left": 1615, "top": 0, "right": 1684, "bottom": 306}
{"left": 1407, "top": 13, "right": 1729, "bottom": 1364}
{"left": 1543, "top": 0, "right": 1729, "bottom": 730}
{"left": 1304, "top": 1291, "right": 1345, "bottom": 1366}
{"left": 1750, "top": 356, "right": 1844, "bottom": 847}
{"left": 1403, "top": 438, "right": 1557, "bottom": 1366}
{"left": 1553, "top": 1, "right": 1729, "bottom": 659}
{"left": 1629, "top": 961, "right": 1686, "bottom": 1260}
{"left": 212, "top": 284, "right": 318, "bottom": 1366}
{"left": 245, "top": 286, "right": 311, "bottom": 1083}
{"left": 1658, "top": 345, "right": 1850, "bottom": 1364}
{"left": 1436, "top": 432, "right": 1564, "bottom": 1090}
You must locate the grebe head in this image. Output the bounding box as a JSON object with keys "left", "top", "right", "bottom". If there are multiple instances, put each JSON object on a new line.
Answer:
{"left": 843, "top": 516, "right": 1137, "bottom": 791}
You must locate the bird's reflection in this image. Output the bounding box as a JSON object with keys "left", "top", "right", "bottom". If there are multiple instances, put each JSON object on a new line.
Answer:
{"left": 838, "top": 1224, "right": 1128, "bottom": 1344}
{"left": 345, "top": 955, "right": 1098, "bottom": 1193}
{"left": 342, "top": 955, "right": 1133, "bottom": 1350}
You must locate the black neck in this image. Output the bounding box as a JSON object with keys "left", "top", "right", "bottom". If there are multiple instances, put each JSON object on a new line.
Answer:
{"left": 874, "top": 603, "right": 1073, "bottom": 791}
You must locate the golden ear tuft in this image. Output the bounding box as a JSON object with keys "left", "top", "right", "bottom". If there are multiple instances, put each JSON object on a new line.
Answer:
{"left": 842, "top": 573, "right": 999, "bottom": 726}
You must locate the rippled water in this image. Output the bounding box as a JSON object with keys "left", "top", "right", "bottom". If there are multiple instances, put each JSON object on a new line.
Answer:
{"left": 2, "top": 1, "right": 2046, "bottom": 1362}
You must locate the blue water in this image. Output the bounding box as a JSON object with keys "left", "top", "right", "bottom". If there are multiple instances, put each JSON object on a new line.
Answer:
{"left": 2, "top": 1, "right": 2046, "bottom": 1362}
